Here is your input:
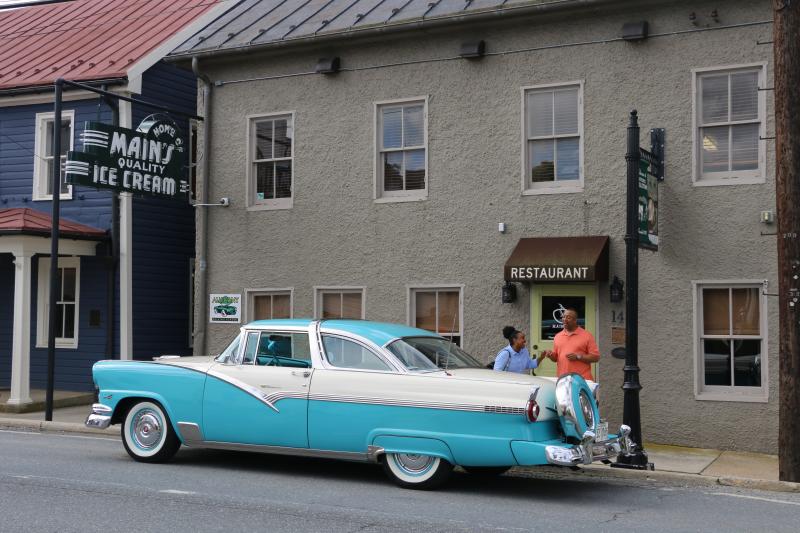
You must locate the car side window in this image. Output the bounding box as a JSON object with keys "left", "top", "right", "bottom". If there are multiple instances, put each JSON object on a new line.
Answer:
{"left": 322, "top": 335, "right": 392, "bottom": 371}
{"left": 242, "top": 331, "right": 260, "bottom": 364}
{"left": 255, "top": 332, "right": 312, "bottom": 368}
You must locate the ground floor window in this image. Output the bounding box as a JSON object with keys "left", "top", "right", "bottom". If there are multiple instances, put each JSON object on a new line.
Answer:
{"left": 36, "top": 256, "right": 80, "bottom": 349}
{"left": 315, "top": 287, "right": 364, "bottom": 319}
{"left": 694, "top": 281, "right": 767, "bottom": 401}
{"left": 246, "top": 289, "right": 292, "bottom": 321}
{"left": 409, "top": 286, "right": 463, "bottom": 346}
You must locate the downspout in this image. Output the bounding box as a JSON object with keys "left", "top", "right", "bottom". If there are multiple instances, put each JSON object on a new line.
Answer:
{"left": 192, "top": 56, "right": 212, "bottom": 356}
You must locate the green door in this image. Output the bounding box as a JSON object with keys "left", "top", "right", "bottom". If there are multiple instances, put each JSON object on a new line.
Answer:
{"left": 531, "top": 284, "right": 598, "bottom": 380}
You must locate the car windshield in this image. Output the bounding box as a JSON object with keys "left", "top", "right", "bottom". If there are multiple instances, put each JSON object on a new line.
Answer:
{"left": 386, "top": 336, "right": 483, "bottom": 372}
{"left": 214, "top": 334, "right": 241, "bottom": 363}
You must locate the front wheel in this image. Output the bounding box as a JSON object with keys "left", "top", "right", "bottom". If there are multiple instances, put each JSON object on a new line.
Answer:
{"left": 121, "top": 400, "right": 181, "bottom": 463}
{"left": 382, "top": 453, "right": 453, "bottom": 490}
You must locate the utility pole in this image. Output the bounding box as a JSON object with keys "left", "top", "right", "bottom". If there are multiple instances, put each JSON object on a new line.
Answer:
{"left": 774, "top": 0, "right": 800, "bottom": 483}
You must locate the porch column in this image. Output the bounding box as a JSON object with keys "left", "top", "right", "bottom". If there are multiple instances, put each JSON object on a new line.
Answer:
{"left": 8, "top": 252, "right": 33, "bottom": 406}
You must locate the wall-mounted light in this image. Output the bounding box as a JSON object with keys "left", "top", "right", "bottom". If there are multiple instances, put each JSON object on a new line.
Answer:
{"left": 610, "top": 276, "right": 624, "bottom": 303}
{"left": 621, "top": 21, "right": 648, "bottom": 41}
{"left": 315, "top": 57, "right": 340, "bottom": 74}
{"left": 459, "top": 40, "right": 486, "bottom": 59}
{"left": 502, "top": 281, "right": 517, "bottom": 303}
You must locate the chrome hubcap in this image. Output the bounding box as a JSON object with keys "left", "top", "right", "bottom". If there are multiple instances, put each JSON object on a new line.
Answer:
{"left": 579, "top": 391, "right": 595, "bottom": 428}
{"left": 133, "top": 410, "right": 162, "bottom": 450}
{"left": 394, "top": 453, "right": 435, "bottom": 474}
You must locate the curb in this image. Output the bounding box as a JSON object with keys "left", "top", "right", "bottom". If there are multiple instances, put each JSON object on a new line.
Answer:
{"left": 0, "top": 417, "right": 116, "bottom": 437}
{"left": 508, "top": 464, "right": 800, "bottom": 494}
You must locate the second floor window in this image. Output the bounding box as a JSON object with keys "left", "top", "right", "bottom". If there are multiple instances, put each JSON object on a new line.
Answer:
{"left": 376, "top": 99, "right": 427, "bottom": 200}
{"left": 249, "top": 113, "right": 293, "bottom": 209}
{"left": 524, "top": 83, "right": 582, "bottom": 193}
{"left": 34, "top": 111, "right": 74, "bottom": 200}
{"left": 695, "top": 66, "right": 765, "bottom": 184}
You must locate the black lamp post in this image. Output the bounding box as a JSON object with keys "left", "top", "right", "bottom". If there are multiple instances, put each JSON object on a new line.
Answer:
{"left": 613, "top": 110, "right": 652, "bottom": 470}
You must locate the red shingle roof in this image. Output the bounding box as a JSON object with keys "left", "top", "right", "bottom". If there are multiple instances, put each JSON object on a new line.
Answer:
{"left": 0, "top": 0, "right": 217, "bottom": 91}
{"left": 0, "top": 207, "right": 107, "bottom": 239}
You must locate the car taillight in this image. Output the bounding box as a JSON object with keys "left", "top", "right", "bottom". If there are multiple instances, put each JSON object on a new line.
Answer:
{"left": 525, "top": 399, "right": 540, "bottom": 422}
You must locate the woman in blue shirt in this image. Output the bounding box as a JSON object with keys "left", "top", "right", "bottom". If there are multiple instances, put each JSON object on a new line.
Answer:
{"left": 493, "top": 326, "right": 545, "bottom": 374}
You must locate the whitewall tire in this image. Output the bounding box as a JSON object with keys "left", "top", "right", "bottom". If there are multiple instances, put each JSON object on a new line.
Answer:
{"left": 382, "top": 453, "right": 453, "bottom": 489}
{"left": 121, "top": 400, "right": 181, "bottom": 463}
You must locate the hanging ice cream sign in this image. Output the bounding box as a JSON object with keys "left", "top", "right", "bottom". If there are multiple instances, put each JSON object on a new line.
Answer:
{"left": 65, "top": 117, "right": 189, "bottom": 201}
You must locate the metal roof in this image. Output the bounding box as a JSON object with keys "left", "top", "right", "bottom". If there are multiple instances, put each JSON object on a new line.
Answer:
{"left": 170, "top": 0, "right": 584, "bottom": 58}
{"left": 0, "top": 207, "right": 107, "bottom": 240}
{"left": 0, "top": 0, "right": 219, "bottom": 91}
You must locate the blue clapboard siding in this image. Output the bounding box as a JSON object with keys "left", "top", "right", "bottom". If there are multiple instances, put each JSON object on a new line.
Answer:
{"left": 0, "top": 100, "right": 115, "bottom": 230}
{"left": 0, "top": 254, "right": 13, "bottom": 388}
{"left": 130, "top": 62, "right": 196, "bottom": 359}
{"left": 29, "top": 254, "right": 108, "bottom": 392}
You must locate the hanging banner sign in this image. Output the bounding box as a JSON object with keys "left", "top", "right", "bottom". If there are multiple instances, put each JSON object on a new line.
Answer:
{"left": 64, "top": 118, "right": 189, "bottom": 201}
{"left": 638, "top": 160, "right": 659, "bottom": 250}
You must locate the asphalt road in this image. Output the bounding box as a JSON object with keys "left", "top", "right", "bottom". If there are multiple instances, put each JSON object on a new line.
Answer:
{"left": 1, "top": 429, "right": 799, "bottom": 533}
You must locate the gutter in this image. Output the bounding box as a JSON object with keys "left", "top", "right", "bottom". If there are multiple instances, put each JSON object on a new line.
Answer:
{"left": 168, "top": 0, "right": 612, "bottom": 62}
{"left": 0, "top": 77, "right": 127, "bottom": 97}
{"left": 192, "top": 57, "right": 212, "bottom": 357}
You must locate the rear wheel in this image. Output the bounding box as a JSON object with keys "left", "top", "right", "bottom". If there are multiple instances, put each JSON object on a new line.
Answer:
{"left": 121, "top": 400, "right": 181, "bottom": 463}
{"left": 382, "top": 452, "right": 453, "bottom": 490}
{"left": 462, "top": 466, "right": 511, "bottom": 477}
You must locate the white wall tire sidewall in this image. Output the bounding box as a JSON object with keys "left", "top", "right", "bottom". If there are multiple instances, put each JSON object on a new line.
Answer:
{"left": 124, "top": 401, "right": 168, "bottom": 459}
{"left": 385, "top": 453, "right": 441, "bottom": 485}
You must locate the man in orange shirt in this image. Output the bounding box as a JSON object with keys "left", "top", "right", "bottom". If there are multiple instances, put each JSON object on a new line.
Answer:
{"left": 542, "top": 308, "right": 599, "bottom": 381}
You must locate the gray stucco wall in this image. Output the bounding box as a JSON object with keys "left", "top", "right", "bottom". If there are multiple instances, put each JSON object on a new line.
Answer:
{"left": 195, "top": 0, "right": 777, "bottom": 452}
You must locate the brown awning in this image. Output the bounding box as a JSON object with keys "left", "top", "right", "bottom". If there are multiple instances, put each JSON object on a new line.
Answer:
{"left": 504, "top": 236, "right": 609, "bottom": 282}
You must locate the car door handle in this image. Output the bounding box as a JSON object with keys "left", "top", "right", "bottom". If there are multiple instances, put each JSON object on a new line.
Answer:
{"left": 291, "top": 370, "right": 311, "bottom": 378}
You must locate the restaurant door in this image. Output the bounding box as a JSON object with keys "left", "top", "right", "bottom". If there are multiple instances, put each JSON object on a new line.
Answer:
{"left": 531, "top": 284, "right": 598, "bottom": 380}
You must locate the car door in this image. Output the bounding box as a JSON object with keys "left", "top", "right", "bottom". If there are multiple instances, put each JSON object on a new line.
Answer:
{"left": 202, "top": 329, "right": 312, "bottom": 448}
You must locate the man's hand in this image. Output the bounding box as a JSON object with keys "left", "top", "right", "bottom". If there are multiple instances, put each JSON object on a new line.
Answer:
{"left": 542, "top": 350, "right": 557, "bottom": 362}
{"left": 566, "top": 352, "right": 581, "bottom": 361}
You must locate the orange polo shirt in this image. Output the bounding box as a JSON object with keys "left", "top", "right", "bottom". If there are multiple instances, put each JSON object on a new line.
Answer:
{"left": 552, "top": 326, "right": 600, "bottom": 381}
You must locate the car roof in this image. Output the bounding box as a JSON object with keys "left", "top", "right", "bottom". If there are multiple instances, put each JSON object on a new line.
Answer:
{"left": 244, "top": 319, "right": 440, "bottom": 346}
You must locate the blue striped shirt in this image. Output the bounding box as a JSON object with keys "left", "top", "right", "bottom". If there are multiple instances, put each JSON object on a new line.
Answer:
{"left": 493, "top": 346, "right": 538, "bottom": 373}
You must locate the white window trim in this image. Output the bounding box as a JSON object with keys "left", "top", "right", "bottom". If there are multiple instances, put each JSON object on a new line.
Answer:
{"left": 313, "top": 286, "right": 366, "bottom": 319}
{"left": 33, "top": 110, "right": 75, "bottom": 201}
{"left": 520, "top": 81, "right": 584, "bottom": 196}
{"left": 691, "top": 63, "right": 767, "bottom": 186}
{"left": 406, "top": 284, "right": 465, "bottom": 348}
{"left": 243, "top": 287, "right": 294, "bottom": 322}
{"left": 245, "top": 111, "right": 295, "bottom": 211}
{"left": 373, "top": 96, "right": 429, "bottom": 203}
{"left": 36, "top": 256, "right": 80, "bottom": 349}
{"left": 692, "top": 279, "right": 768, "bottom": 402}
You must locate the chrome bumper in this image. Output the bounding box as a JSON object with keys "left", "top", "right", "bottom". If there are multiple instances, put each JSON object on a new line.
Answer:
{"left": 84, "top": 403, "right": 112, "bottom": 430}
{"left": 545, "top": 424, "right": 636, "bottom": 466}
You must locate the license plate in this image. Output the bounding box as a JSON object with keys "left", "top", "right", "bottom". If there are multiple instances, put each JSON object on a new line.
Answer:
{"left": 595, "top": 421, "right": 608, "bottom": 442}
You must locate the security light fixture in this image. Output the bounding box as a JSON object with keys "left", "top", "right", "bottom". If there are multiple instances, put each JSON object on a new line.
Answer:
{"left": 459, "top": 40, "right": 486, "bottom": 59}
{"left": 610, "top": 276, "right": 624, "bottom": 303}
{"left": 315, "top": 57, "right": 340, "bottom": 74}
{"left": 621, "top": 21, "right": 648, "bottom": 42}
{"left": 502, "top": 281, "right": 517, "bottom": 303}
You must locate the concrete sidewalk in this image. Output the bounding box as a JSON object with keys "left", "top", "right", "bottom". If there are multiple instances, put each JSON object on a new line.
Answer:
{"left": 1, "top": 403, "right": 797, "bottom": 493}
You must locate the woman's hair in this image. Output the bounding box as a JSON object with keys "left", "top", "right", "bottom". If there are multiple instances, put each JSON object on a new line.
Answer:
{"left": 503, "top": 326, "right": 519, "bottom": 342}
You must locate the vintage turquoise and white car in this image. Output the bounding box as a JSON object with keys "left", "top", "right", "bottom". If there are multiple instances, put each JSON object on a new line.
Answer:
{"left": 86, "top": 319, "right": 635, "bottom": 489}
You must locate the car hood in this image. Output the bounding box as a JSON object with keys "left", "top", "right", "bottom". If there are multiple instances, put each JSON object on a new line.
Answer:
{"left": 153, "top": 355, "right": 218, "bottom": 372}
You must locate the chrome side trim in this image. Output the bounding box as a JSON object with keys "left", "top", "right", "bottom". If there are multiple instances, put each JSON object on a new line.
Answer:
{"left": 177, "top": 422, "right": 204, "bottom": 442}
{"left": 183, "top": 440, "right": 371, "bottom": 462}
{"left": 309, "top": 393, "right": 524, "bottom": 414}
{"left": 367, "top": 445, "right": 385, "bottom": 463}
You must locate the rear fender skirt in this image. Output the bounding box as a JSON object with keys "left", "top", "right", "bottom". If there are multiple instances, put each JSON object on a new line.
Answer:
{"left": 370, "top": 435, "right": 455, "bottom": 464}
